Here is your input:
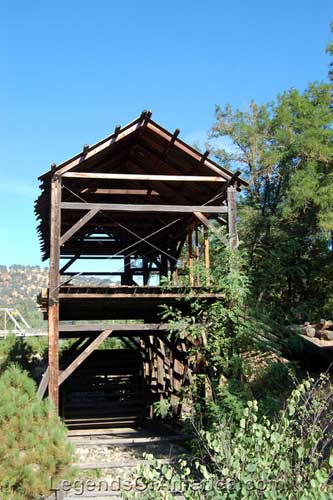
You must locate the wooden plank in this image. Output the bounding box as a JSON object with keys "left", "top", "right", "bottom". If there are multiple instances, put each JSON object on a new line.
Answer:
{"left": 62, "top": 172, "right": 226, "bottom": 182}
{"left": 62, "top": 271, "right": 160, "bottom": 276}
{"left": 60, "top": 337, "right": 93, "bottom": 369}
{"left": 227, "top": 186, "right": 238, "bottom": 249}
{"left": 188, "top": 230, "right": 193, "bottom": 287}
{"left": 61, "top": 202, "right": 228, "bottom": 213}
{"left": 204, "top": 227, "right": 210, "bottom": 285}
{"left": 59, "top": 323, "right": 167, "bottom": 333}
{"left": 193, "top": 211, "right": 217, "bottom": 229}
{"left": 81, "top": 188, "right": 160, "bottom": 196}
{"left": 195, "top": 227, "right": 200, "bottom": 286}
{"left": 58, "top": 329, "right": 112, "bottom": 385}
{"left": 58, "top": 292, "right": 224, "bottom": 299}
{"left": 156, "top": 338, "right": 166, "bottom": 390}
{"left": 37, "top": 367, "right": 49, "bottom": 399}
{"left": 60, "top": 208, "right": 99, "bottom": 245}
{"left": 37, "top": 339, "right": 92, "bottom": 399}
{"left": 48, "top": 173, "right": 61, "bottom": 410}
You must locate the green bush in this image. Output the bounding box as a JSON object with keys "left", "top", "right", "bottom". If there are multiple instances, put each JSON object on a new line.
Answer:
{"left": 128, "top": 375, "right": 333, "bottom": 499}
{"left": 0, "top": 365, "right": 75, "bottom": 500}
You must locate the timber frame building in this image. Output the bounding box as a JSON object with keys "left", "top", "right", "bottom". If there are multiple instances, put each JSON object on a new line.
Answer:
{"left": 35, "top": 111, "right": 248, "bottom": 426}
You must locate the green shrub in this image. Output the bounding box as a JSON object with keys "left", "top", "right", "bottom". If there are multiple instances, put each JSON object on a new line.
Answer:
{"left": 0, "top": 365, "right": 75, "bottom": 500}
{"left": 128, "top": 375, "right": 333, "bottom": 499}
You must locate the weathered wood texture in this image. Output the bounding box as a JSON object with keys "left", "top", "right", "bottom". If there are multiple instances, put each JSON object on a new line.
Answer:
{"left": 35, "top": 114, "right": 246, "bottom": 423}
{"left": 60, "top": 208, "right": 99, "bottom": 245}
{"left": 59, "top": 329, "right": 112, "bottom": 385}
{"left": 227, "top": 185, "right": 238, "bottom": 249}
{"left": 61, "top": 202, "right": 228, "bottom": 213}
{"left": 62, "top": 172, "right": 227, "bottom": 182}
{"left": 48, "top": 174, "right": 61, "bottom": 410}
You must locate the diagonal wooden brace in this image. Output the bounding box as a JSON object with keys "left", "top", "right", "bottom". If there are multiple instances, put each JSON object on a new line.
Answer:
{"left": 58, "top": 329, "right": 112, "bottom": 385}
{"left": 60, "top": 208, "right": 99, "bottom": 245}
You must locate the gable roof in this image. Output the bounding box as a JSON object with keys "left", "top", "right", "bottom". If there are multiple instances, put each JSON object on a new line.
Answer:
{"left": 35, "top": 111, "right": 248, "bottom": 261}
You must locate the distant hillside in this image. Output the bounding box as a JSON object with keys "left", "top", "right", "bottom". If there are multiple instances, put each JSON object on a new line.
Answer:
{"left": 0, "top": 265, "right": 48, "bottom": 306}
{"left": 0, "top": 265, "right": 48, "bottom": 327}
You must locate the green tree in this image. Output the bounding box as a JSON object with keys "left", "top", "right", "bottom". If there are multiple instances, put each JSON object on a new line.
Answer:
{"left": 326, "top": 21, "right": 333, "bottom": 83}
{"left": 0, "top": 365, "right": 74, "bottom": 500}
{"left": 209, "top": 82, "right": 333, "bottom": 321}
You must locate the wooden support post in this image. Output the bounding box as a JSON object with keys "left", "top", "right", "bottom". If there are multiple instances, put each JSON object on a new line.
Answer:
{"left": 204, "top": 227, "right": 210, "bottom": 285}
{"left": 188, "top": 230, "right": 193, "bottom": 287}
{"left": 123, "top": 255, "right": 132, "bottom": 285}
{"left": 227, "top": 185, "right": 238, "bottom": 249}
{"left": 156, "top": 338, "right": 165, "bottom": 391}
{"left": 142, "top": 338, "right": 150, "bottom": 379}
{"left": 48, "top": 172, "right": 61, "bottom": 410}
{"left": 170, "top": 338, "right": 185, "bottom": 417}
{"left": 143, "top": 256, "right": 149, "bottom": 285}
{"left": 195, "top": 227, "right": 200, "bottom": 286}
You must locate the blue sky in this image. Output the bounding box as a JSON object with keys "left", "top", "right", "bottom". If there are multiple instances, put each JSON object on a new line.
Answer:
{"left": 1, "top": 0, "right": 332, "bottom": 266}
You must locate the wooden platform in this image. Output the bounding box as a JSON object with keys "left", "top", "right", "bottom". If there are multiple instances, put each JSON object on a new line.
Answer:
{"left": 39, "top": 285, "right": 224, "bottom": 321}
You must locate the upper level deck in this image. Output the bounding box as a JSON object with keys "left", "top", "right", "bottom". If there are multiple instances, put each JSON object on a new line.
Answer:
{"left": 38, "top": 285, "right": 224, "bottom": 321}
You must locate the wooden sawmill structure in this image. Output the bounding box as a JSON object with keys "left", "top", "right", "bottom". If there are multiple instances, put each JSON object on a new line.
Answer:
{"left": 35, "top": 111, "right": 248, "bottom": 428}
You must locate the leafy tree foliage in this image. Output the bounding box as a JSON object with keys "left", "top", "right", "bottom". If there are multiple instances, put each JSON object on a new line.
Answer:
{"left": 209, "top": 82, "right": 333, "bottom": 322}
{"left": 326, "top": 22, "right": 333, "bottom": 83}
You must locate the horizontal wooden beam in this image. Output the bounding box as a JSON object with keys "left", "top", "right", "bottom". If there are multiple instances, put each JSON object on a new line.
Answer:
{"left": 62, "top": 172, "right": 226, "bottom": 182}
{"left": 59, "top": 323, "right": 168, "bottom": 333}
{"left": 61, "top": 202, "right": 228, "bottom": 214}
{"left": 58, "top": 292, "right": 224, "bottom": 299}
{"left": 62, "top": 271, "right": 159, "bottom": 276}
